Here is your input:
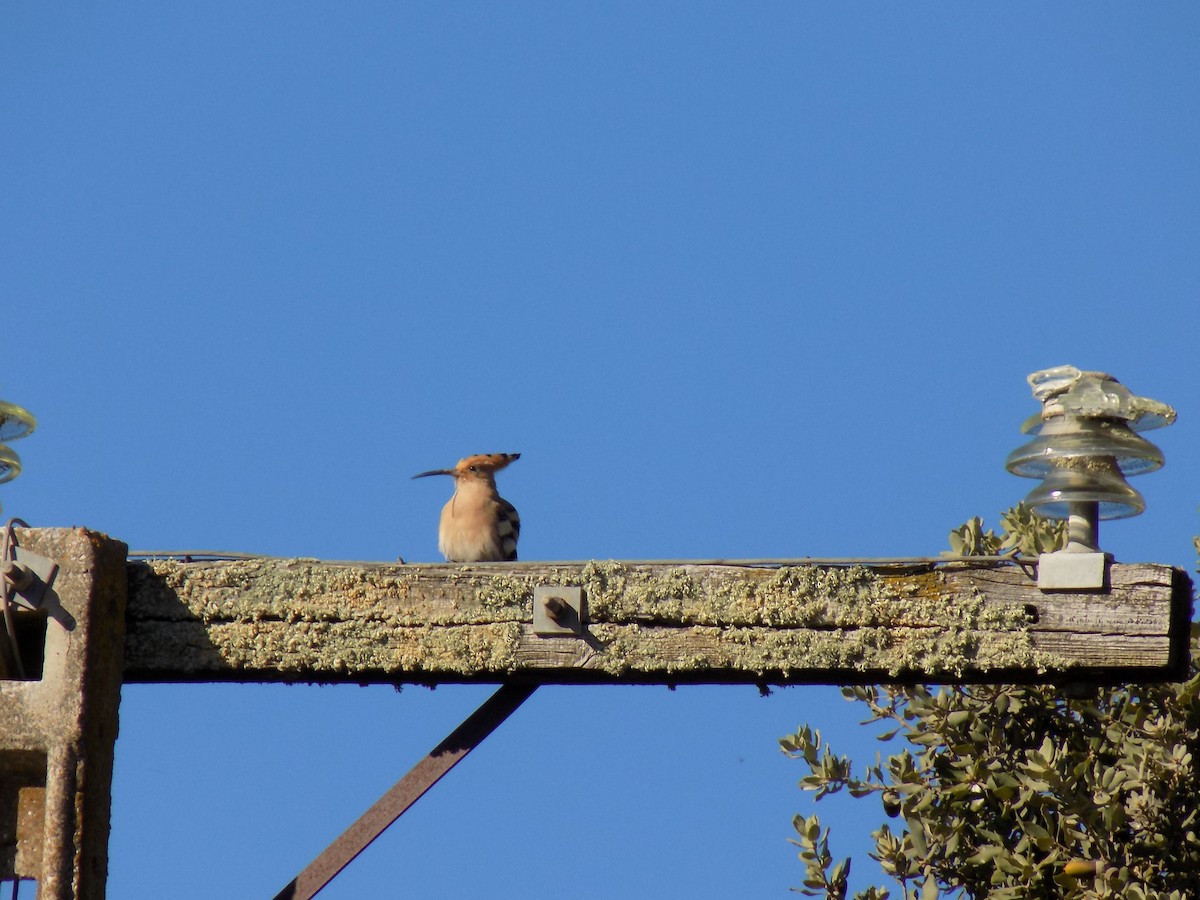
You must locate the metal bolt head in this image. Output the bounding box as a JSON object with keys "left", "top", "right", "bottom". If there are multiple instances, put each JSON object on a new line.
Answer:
{"left": 533, "top": 585, "right": 585, "bottom": 636}
{"left": 2, "top": 559, "right": 33, "bottom": 592}
{"left": 544, "top": 596, "right": 571, "bottom": 625}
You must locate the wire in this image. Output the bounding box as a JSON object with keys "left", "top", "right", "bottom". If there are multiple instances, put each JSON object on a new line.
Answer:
{"left": 533, "top": 554, "right": 1028, "bottom": 567}
{"left": 127, "top": 550, "right": 1028, "bottom": 567}
{"left": 128, "top": 549, "right": 277, "bottom": 561}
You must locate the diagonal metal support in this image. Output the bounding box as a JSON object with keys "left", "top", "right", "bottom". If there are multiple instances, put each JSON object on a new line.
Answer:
{"left": 272, "top": 681, "right": 538, "bottom": 900}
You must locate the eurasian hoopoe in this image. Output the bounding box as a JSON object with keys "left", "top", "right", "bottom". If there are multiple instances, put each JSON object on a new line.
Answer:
{"left": 412, "top": 452, "right": 521, "bottom": 562}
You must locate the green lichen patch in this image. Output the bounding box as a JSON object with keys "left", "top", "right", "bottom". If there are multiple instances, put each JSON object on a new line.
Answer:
{"left": 577, "top": 621, "right": 1060, "bottom": 680}
{"left": 206, "top": 620, "right": 522, "bottom": 678}
{"left": 141, "top": 558, "right": 539, "bottom": 627}
{"left": 577, "top": 562, "right": 1033, "bottom": 634}
{"left": 469, "top": 572, "right": 535, "bottom": 611}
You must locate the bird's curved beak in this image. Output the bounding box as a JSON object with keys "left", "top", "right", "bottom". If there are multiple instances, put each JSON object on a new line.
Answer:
{"left": 412, "top": 468, "right": 453, "bottom": 479}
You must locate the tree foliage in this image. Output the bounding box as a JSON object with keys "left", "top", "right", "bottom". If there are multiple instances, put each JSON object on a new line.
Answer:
{"left": 781, "top": 506, "right": 1200, "bottom": 899}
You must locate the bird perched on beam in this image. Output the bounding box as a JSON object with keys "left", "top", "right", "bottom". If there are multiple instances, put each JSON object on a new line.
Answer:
{"left": 412, "top": 453, "right": 521, "bottom": 562}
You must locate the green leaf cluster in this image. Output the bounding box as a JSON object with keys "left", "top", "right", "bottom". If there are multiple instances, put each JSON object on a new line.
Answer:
{"left": 943, "top": 503, "right": 1066, "bottom": 558}
{"left": 781, "top": 507, "right": 1199, "bottom": 899}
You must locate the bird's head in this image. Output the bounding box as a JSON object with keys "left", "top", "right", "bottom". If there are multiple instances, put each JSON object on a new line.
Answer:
{"left": 413, "top": 452, "right": 520, "bottom": 484}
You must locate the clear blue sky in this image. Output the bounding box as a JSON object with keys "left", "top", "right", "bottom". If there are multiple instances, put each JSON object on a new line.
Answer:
{"left": 3, "top": 4, "right": 1199, "bottom": 897}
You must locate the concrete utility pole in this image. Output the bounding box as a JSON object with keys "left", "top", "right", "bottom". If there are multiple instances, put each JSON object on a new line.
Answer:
{"left": 1, "top": 527, "right": 1192, "bottom": 898}
{"left": 1, "top": 529, "right": 127, "bottom": 900}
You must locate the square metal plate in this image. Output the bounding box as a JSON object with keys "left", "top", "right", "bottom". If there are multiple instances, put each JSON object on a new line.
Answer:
{"left": 532, "top": 585, "right": 585, "bottom": 635}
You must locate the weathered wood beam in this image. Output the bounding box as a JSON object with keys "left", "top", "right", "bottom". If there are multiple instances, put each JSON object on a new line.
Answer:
{"left": 123, "top": 558, "right": 1192, "bottom": 685}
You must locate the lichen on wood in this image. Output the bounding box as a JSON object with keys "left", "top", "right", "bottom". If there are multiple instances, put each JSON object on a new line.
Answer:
{"left": 122, "top": 557, "right": 1184, "bottom": 685}
{"left": 576, "top": 561, "right": 1032, "bottom": 631}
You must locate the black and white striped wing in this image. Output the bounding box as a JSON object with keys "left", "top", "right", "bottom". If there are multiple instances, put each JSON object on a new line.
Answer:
{"left": 496, "top": 499, "right": 520, "bottom": 561}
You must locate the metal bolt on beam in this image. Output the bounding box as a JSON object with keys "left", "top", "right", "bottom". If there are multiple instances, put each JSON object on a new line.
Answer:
{"left": 532, "top": 585, "right": 585, "bottom": 636}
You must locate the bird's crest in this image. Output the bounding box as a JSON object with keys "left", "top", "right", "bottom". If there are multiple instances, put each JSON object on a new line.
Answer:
{"left": 413, "top": 452, "right": 520, "bottom": 480}
{"left": 455, "top": 452, "right": 519, "bottom": 475}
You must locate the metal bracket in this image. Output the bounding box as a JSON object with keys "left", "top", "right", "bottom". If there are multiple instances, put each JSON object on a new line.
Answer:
{"left": 273, "top": 682, "right": 537, "bottom": 900}
{"left": 3, "top": 546, "right": 59, "bottom": 610}
{"left": 533, "top": 585, "right": 585, "bottom": 635}
{"left": 1037, "top": 550, "right": 1108, "bottom": 591}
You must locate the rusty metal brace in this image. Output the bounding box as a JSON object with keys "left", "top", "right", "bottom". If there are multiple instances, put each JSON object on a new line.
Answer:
{"left": 272, "top": 681, "right": 538, "bottom": 900}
